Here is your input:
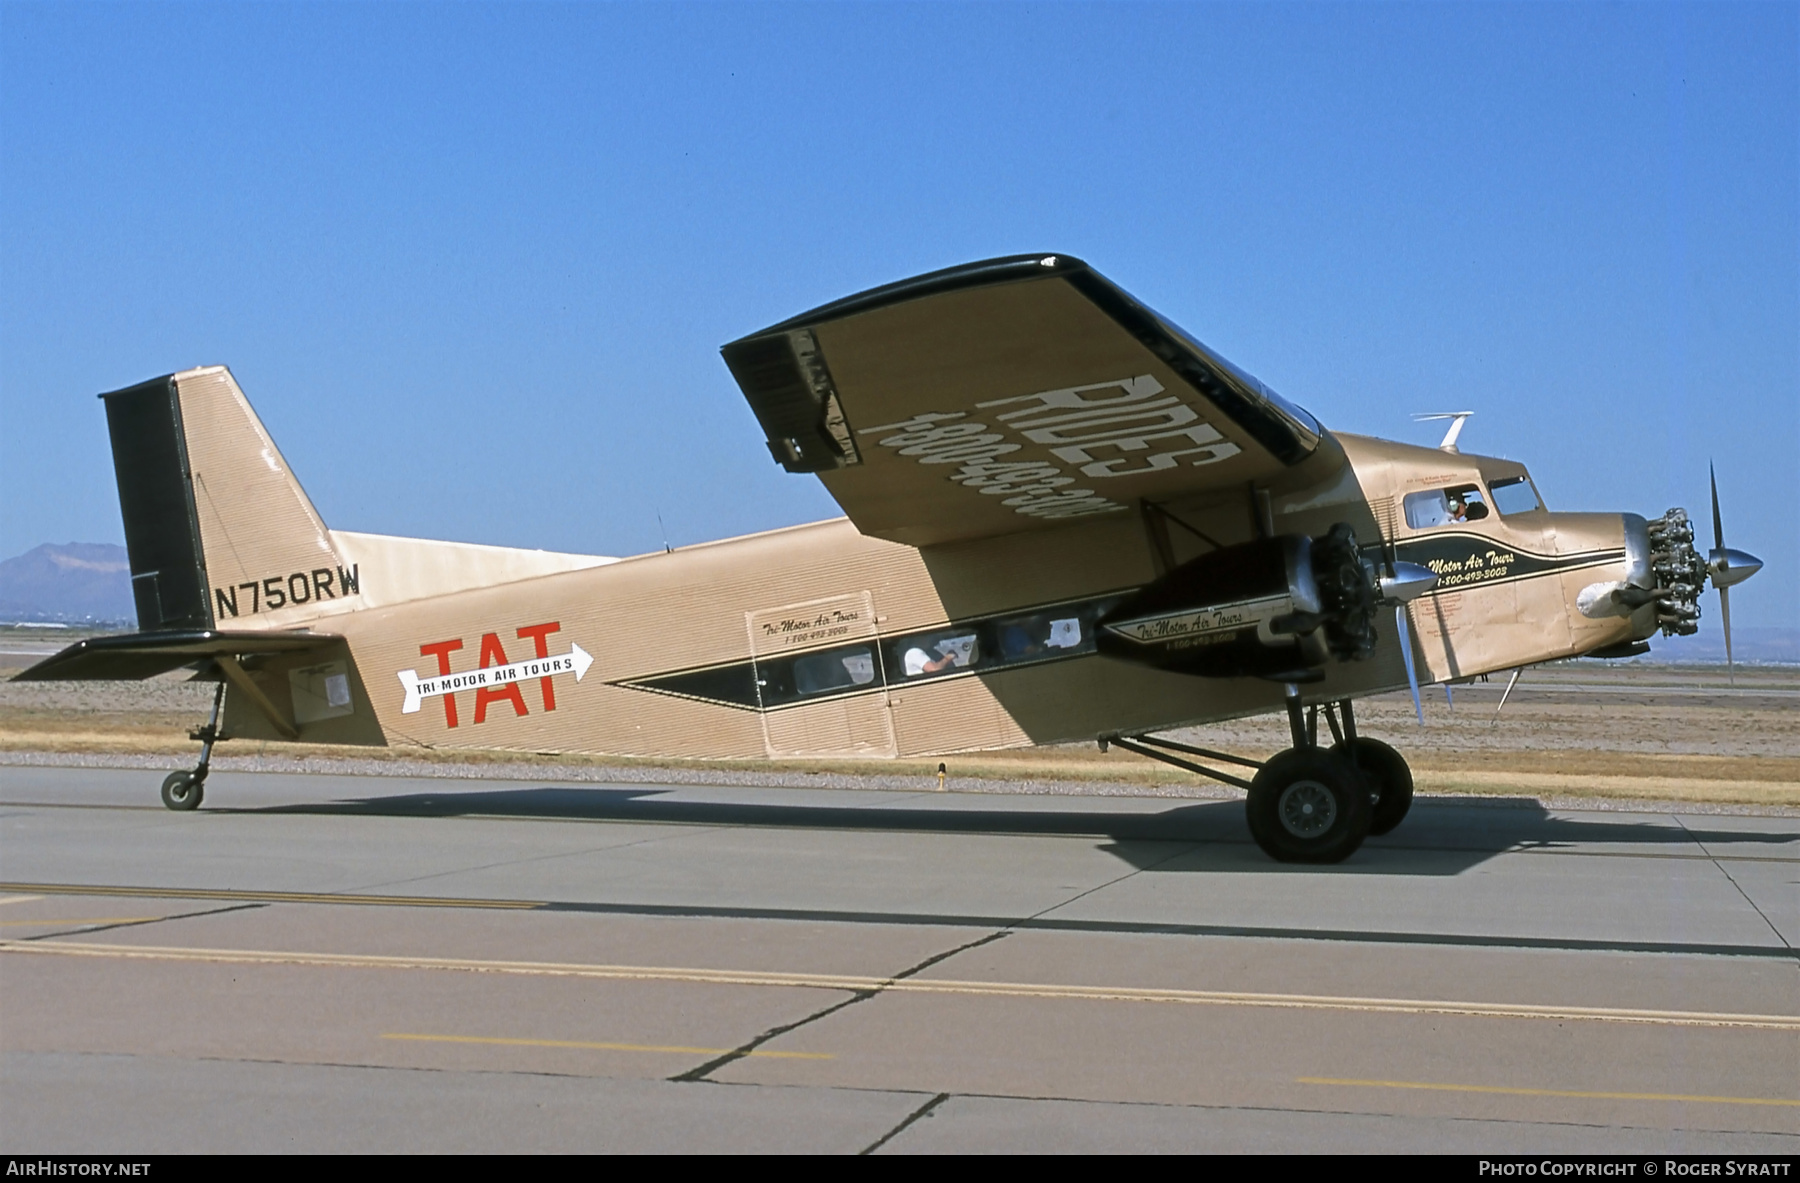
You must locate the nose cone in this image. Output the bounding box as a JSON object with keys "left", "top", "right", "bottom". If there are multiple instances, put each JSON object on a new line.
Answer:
{"left": 1709, "top": 547, "right": 1763, "bottom": 590}
{"left": 1379, "top": 562, "right": 1438, "bottom": 603}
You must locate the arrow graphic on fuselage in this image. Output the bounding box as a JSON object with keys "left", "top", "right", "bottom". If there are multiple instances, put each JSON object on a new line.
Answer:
{"left": 398, "top": 644, "right": 593, "bottom": 714}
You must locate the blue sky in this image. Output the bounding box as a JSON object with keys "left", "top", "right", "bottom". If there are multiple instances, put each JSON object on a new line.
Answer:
{"left": 2, "top": 1, "right": 1795, "bottom": 629}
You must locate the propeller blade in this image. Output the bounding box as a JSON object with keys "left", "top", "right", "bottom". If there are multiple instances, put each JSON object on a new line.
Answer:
{"left": 1492, "top": 667, "right": 1523, "bottom": 726}
{"left": 1395, "top": 605, "right": 1424, "bottom": 725}
{"left": 1720, "top": 584, "right": 1734, "bottom": 686}
{"left": 1710, "top": 462, "right": 1725, "bottom": 552}
{"left": 1711, "top": 462, "right": 1742, "bottom": 686}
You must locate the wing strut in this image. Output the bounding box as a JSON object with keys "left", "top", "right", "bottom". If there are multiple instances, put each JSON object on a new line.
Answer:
{"left": 214, "top": 655, "right": 298, "bottom": 740}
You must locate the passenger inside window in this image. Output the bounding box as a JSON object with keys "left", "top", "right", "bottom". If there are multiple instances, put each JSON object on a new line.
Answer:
{"left": 1403, "top": 484, "right": 1490, "bottom": 529}
{"left": 793, "top": 647, "right": 877, "bottom": 696}
{"left": 999, "top": 615, "right": 1083, "bottom": 660}
{"left": 902, "top": 632, "right": 978, "bottom": 676}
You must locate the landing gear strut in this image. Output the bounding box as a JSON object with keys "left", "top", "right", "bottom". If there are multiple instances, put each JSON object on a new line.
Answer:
{"left": 1104, "top": 688, "right": 1415, "bottom": 864}
{"left": 162, "top": 680, "right": 225, "bottom": 811}
{"left": 1242, "top": 686, "right": 1371, "bottom": 863}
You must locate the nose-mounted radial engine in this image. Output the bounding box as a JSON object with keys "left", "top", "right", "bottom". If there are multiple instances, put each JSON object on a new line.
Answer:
{"left": 1580, "top": 467, "right": 1765, "bottom": 675}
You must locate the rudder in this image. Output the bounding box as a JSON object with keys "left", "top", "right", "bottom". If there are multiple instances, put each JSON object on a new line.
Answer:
{"left": 100, "top": 366, "right": 352, "bottom": 631}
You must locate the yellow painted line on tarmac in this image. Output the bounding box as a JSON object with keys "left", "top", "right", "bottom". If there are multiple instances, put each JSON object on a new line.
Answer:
{"left": 382, "top": 1032, "right": 832, "bottom": 1059}
{"left": 6, "top": 938, "right": 1799, "bottom": 1031}
{"left": 1299, "top": 1077, "right": 1800, "bottom": 1108}
{"left": 0, "top": 895, "right": 45, "bottom": 906}
{"left": 0, "top": 882, "right": 540, "bottom": 910}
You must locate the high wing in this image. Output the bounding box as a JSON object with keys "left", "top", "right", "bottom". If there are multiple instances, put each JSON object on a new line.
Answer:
{"left": 722, "top": 254, "right": 1336, "bottom": 547}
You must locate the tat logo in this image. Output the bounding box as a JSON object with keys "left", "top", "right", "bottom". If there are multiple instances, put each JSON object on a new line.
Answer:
{"left": 398, "top": 621, "right": 593, "bottom": 727}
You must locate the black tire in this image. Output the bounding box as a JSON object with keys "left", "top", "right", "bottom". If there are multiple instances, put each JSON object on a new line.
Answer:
{"left": 1245, "top": 748, "right": 1372, "bottom": 864}
{"left": 161, "top": 771, "right": 204, "bottom": 811}
{"left": 1331, "top": 736, "right": 1413, "bottom": 836}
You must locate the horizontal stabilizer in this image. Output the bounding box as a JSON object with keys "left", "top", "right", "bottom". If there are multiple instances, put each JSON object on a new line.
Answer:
{"left": 12, "top": 630, "right": 335, "bottom": 682}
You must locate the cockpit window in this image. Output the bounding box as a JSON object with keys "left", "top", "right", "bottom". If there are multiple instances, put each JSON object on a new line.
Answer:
{"left": 1489, "top": 476, "right": 1542, "bottom": 515}
{"left": 1404, "top": 484, "right": 1489, "bottom": 529}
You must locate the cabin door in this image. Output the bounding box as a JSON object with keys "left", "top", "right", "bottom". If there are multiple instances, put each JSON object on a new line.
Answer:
{"left": 746, "top": 592, "right": 897, "bottom": 758}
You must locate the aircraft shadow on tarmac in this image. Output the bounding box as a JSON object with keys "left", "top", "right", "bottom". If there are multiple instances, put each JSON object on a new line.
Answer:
{"left": 250, "top": 786, "right": 1798, "bottom": 878}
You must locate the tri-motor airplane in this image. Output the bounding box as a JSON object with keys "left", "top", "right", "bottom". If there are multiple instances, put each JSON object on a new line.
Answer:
{"left": 17, "top": 254, "right": 1763, "bottom": 862}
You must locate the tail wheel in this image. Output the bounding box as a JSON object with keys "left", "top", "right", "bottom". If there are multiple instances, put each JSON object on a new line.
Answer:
{"left": 1245, "top": 748, "right": 1372, "bottom": 863}
{"left": 161, "top": 771, "right": 204, "bottom": 811}
{"left": 1331, "top": 736, "right": 1413, "bottom": 836}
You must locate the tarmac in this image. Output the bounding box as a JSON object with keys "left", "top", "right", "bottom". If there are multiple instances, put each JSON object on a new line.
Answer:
{"left": 1, "top": 765, "right": 1796, "bottom": 1153}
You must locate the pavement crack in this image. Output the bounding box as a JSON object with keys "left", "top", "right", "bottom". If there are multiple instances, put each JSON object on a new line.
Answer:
{"left": 669, "top": 929, "right": 1014, "bottom": 1084}
{"left": 859, "top": 1092, "right": 949, "bottom": 1154}
{"left": 342, "top": 826, "right": 735, "bottom": 896}
{"left": 1021, "top": 841, "right": 1197, "bottom": 924}
{"left": 890, "top": 928, "right": 1011, "bottom": 980}
{"left": 21, "top": 901, "right": 267, "bottom": 941}
{"left": 1674, "top": 815, "right": 1792, "bottom": 953}
{"left": 669, "top": 990, "right": 877, "bottom": 1083}
{"left": 671, "top": 840, "right": 1273, "bottom": 1088}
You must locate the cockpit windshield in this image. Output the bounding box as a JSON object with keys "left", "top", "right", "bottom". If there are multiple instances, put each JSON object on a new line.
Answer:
{"left": 1489, "top": 475, "right": 1543, "bottom": 515}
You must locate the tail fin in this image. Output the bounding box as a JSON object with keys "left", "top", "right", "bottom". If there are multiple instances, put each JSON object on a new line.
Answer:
{"left": 101, "top": 366, "right": 353, "bottom": 631}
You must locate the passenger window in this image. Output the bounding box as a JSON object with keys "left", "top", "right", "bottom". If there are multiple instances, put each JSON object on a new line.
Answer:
{"left": 1489, "top": 476, "right": 1542, "bottom": 515}
{"left": 1403, "top": 484, "right": 1489, "bottom": 529}
{"left": 899, "top": 631, "right": 979, "bottom": 677}
{"left": 997, "top": 614, "right": 1083, "bottom": 661}
{"left": 793, "top": 647, "right": 877, "bottom": 696}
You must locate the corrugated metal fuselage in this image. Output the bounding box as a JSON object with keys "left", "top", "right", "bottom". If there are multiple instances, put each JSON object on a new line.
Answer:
{"left": 217, "top": 432, "right": 1641, "bottom": 761}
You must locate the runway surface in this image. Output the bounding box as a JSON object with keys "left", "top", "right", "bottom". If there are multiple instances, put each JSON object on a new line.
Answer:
{"left": 1, "top": 765, "right": 1796, "bottom": 1153}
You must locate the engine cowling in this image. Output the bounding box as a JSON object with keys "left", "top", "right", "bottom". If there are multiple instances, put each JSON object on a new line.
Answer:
{"left": 1095, "top": 524, "right": 1380, "bottom": 681}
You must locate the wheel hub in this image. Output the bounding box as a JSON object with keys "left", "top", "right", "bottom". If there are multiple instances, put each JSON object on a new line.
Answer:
{"left": 1277, "top": 779, "right": 1337, "bottom": 837}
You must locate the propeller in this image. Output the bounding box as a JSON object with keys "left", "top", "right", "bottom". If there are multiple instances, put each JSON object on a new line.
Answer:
{"left": 1707, "top": 463, "right": 1764, "bottom": 685}
{"left": 1712, "top": 464, "right": 1733, "bottom": 684}
{"left": 1492, "top": 667, "right": 1523, "bottom": 725}
{"left": 1395, "top": 604, "right": 1424, "bottom": 725}
{"left": 1373, "top": 500, "right": 1433, "bottom": 727}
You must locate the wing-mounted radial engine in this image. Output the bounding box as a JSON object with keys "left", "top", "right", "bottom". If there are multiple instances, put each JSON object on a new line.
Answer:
{"left": 1095, "top": 522, "right": 1438, "bottom": 865}
{"left": 1096, "top": 523, "right": 1432, "bottom": 683}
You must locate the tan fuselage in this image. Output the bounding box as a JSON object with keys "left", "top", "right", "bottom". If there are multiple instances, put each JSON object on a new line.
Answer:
{"left": 212, "top": 432, "right": 1641, "bottom": 761}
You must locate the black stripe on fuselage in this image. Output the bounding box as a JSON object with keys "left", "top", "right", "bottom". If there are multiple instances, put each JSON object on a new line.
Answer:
{"left": 1393, "top": 534, "right": 1625, "bottom": 596}
{"left": 613, "top": 542, "right": 1625, "bottom": 712}
{"left": 613, "top": 591, "right": 1130, "bottom": 712}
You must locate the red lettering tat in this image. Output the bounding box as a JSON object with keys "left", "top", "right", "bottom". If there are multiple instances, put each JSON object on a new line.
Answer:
{"left": 473, "top": 632, "right": 529, "bottom": 723}
{"left": 418, "top": 639, "right": 465, "bottom": 728}
{"left": 516, "top": 621, "right": 562, "bottom": 712}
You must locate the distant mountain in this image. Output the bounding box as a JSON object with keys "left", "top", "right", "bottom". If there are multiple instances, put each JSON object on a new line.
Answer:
{"left": 1642, "top": 626, "right": 1800, "bottom": 666}
{"left": 0, "top": 543, "right": 135, "bottom": 625}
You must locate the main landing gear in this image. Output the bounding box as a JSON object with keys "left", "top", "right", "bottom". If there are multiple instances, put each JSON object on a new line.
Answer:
{"left": 161, "top": 681, "right": 226, "bottom": 811}
{"left": 1102, "top": 686, "right": 1414, "bottom": 864}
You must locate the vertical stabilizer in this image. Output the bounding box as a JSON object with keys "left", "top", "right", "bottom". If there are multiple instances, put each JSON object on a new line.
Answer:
{"left": 100, "top": 366, "right": 352, "bottom": 631}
